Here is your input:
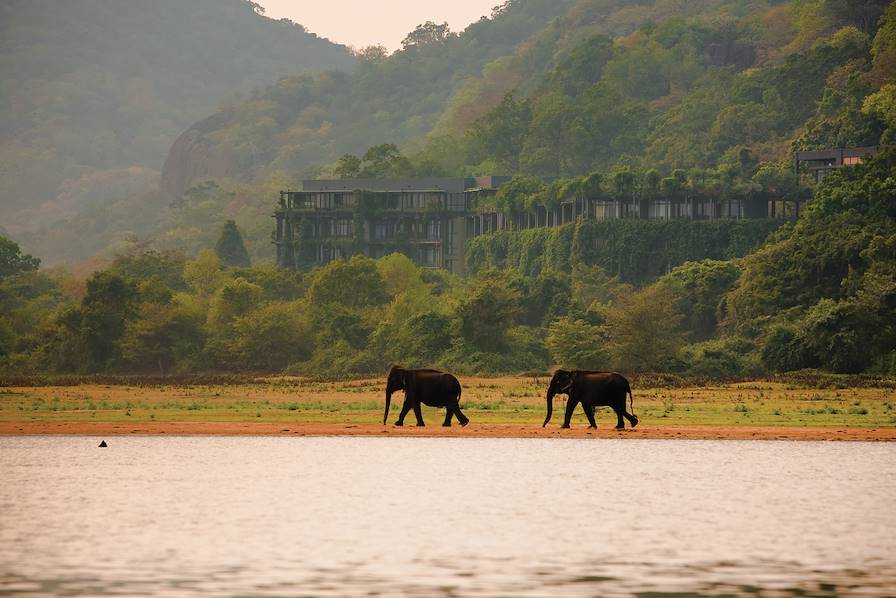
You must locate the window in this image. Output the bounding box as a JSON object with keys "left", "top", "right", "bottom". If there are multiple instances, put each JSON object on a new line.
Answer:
{"left": 447, "top": 193, "right": 465, "bottom": 211}
{"left": 593, "top": 201, "right": 616, "bottom": 220}
{"left": 373, "top": 222, "right": 389, "bottom": 240}
{"left": 843, "top": 156, "right": 863, "bottom": 166}
{"left": 319, "top": 245, "right": 341, "bottom": 263}
{"left": 648, "top": 200, "right": 671, "bottom": 219}
{"left": 332, "top": 218, "right": 353, "bottom": 237}
{"left": 421, "top": 246, "right": 441, "bottom": 267}
{"left": 316, "top": 193, "right": 334, "bottom": 209}
{"left": 426, "top": 220, "right": 441, "bottom": 240}
{"left": 720, "top": 200, "right": 743, "bottom": 218}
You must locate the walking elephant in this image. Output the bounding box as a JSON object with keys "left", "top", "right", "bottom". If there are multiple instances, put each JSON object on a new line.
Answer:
{"left": 543, "top": 370, "right": 638, "bottom": 430}
{"left": 383, "top": 366, "right": 469, "bottom": 427}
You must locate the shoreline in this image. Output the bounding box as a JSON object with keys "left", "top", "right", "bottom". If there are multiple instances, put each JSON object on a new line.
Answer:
{"left": 2, "top": 422, "right": 894, "bottom": 441}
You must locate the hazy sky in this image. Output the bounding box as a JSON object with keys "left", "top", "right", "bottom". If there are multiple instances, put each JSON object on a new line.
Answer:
{"left": 259, "top": 0, "right": 501, "bottom": 51}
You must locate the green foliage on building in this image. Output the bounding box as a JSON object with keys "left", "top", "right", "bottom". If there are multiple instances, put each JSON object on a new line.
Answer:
{"left": 466, "top": 219, "right": 781, "bottom": 283}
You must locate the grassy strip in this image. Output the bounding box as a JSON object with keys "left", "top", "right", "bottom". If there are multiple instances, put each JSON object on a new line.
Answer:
{"left": 3, "top": 370, "right": 895, "bottom": 389}
{"left": 1, "top": 378, "right": 894, "bottom": 428}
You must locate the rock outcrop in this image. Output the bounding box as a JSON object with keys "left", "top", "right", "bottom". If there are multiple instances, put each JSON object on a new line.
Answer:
{"left": 160, "top": 113, "right": 233, "bottom": 197}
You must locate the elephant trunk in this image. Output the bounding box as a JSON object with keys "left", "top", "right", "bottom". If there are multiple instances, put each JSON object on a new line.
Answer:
{"left": 383, "top": 388, "right": 392, "bottom": 425}
{"left": 543, "top": 388, "right": 555, "bottom": 427}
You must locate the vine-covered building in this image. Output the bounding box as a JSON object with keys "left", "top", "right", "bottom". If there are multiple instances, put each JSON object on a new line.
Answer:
{"left": 274, "top": 176, "right": 777, "bottom": 274}
{"left": 274, "top": 177, "right": 509, "bottom": 275}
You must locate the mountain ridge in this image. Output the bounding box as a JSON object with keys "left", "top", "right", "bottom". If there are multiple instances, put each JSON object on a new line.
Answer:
{"left": 0, "top": 0, "right": 354, "bottom": 228}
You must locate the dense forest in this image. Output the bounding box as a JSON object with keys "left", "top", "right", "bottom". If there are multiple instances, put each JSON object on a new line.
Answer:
{"left": 19, "top": 0, "right": 890, "bottom": 268}
{"left": 2, "top": 148, "right": 895, "bottom": 377}
{"left": 1, "top": 0, "right": 895, "bottom": 378}
{"left": 0, "top": 0, "right": 353, "bottom": 249}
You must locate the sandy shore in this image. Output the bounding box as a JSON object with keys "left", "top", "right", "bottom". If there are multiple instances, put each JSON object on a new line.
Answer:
{"left": 1, "top": 421, "right": 894, "bottom": 441}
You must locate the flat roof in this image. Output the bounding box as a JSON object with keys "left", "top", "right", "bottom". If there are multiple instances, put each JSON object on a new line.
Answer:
{"left": 795, "top": 146, "right": 881, "bottom": 160}
{"left": 300, "top": 176, "right": 518, "bottom": 193}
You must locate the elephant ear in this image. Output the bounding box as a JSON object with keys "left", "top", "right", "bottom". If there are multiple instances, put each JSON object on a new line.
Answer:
{"left": 560, "top": 370, "right": 577, "bottom": 393}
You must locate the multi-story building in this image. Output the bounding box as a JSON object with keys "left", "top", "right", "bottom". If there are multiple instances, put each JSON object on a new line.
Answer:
{"left": 274, "top": 173, "right": 794, "bottom": 274}
{"left": 274, "top": 177, "right": 510, "bottom": 276}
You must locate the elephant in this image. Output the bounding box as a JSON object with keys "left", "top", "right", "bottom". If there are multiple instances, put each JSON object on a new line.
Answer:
{"left": 543, "top": 370, "right": 638, "bottom": 430}
{"left": 383, "top": 366, "right": 469, "bottom": 427}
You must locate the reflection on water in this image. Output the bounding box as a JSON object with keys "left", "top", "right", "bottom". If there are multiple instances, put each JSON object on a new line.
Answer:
{"left": 1, "top": 437, "right": 894, "bottom": 596}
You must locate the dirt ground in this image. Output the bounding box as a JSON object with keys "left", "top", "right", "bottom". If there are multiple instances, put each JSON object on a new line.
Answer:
{"left": 2, "top": 421, "right": 894, "bottom": 441}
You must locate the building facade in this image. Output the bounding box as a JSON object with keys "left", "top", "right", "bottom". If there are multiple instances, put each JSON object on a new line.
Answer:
{"left": 794, "top": 146, "right": 882, "bottom": 181}
{"left": 274, "top": 177, "right": 512, "bottom": 275}
{"left": 274, "top": 176, "right": 778, "bottom": 275}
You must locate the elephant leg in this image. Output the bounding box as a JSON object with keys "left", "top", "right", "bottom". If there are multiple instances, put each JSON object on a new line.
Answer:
{"left": 561, "top": 397, "right": 578, "bottom": 428}
{"left": 624, "top": 409, "right": 639, "bottom": 428}
{"left": 583, "top": 402, "right": 598, "bottom": 428}
{"left": 442, "top": 408, "right": 453, "bottom": 427}
{"left": 613, "top": 407, "right": 625, "bottom": 430}
{"left": 453, "top": 402, "right": 469, "bottom": 427}
{"left": 395, "top": 397, "right": 413, "bottom": 426}
{"left": 413, "top": 401, "right": 425, "bottom": 426}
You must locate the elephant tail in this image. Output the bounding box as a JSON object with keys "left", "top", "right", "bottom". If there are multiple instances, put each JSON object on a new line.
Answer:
{"left": 627, "top": 384, "right": 635, "bottom": 417}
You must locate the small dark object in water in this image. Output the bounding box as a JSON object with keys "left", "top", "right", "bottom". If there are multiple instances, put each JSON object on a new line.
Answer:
{"left": 98, "top": 440, "right": 107, "bottom": 447}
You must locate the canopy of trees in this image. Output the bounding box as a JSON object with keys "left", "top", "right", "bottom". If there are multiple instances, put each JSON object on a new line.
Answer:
{"left": 2, "top": 149, "right": 894, "bottom": 378}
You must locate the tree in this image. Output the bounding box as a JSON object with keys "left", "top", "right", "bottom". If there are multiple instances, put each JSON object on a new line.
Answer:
{"left": 611, "top": 167, "right": 636, "bottom": 199}
{"left": 580, "top": 172, "right": 604, "bottom": 198}
{"left": 453, "top": 273, "right": 522, "bottom": 351}
{"left": 121, "top": 301, "right": 204, "bottom": 373}
{"left": 334, "top": 154, "right": 361, "bottom": 178}
{"left": 373, "top": 310, "right": 452, "bottom": 366}
{"left": 0, "top": 237, "right": 40, "bottom": 278}
{"left": 358, "top": 144, "right": 412, "bottom": 178}
{"left": 208, "top": 277, "right": 263, "bottom": 326}
{"left": 521, "top": 272, "right": 572, "bottom": 326}
{"left": 657, "top": 260, "right": 741, "bottom": 341}
{"left": 571, "top": 264, "right": 629, "bottom": 310}
{"left": 80, "top": 271, "right": 137, "bottom": 371}
{"left": 494, "top": 175, "right": 543, "bottom": 213}
{"left": 227, "top": 302, "right": 313, "bottom": 370}
{"left": 869, "top": 1, "right": 896, "bottom": 85}
{"left": 215, "top": 220, "right": 250, "bottom": 267}
{"left": 546, "top": 316, "right": 610, "bottom": 370}
{"left": 184, "top": 249, "right": 225, "bottom": 297}
{"left": 307, "top": 255, "right": 389, "bottom": 310}
{"left": 112, "top": 249, "right": 186, "bottom": 291}
{"left": 603, "top": 286, "right": 684, "bottom": 372}
{"left": 863, "top": 83, "right": 896, "bottom": 129}
{"left": 799, "top": 298, "right": 869, "bottom": 373}
{"left": 401, "top": 21, "right": 452, "bottom": 49}
{"left": 376, "top": 253, "right": 427, "bottom": 299}
{"left": 356, "top": 45, "right": 389, "bottom": 62}
{"left": 760, "top": 324, "right": 817, "bottom": 373}
{"left": 469, "top": 92, "right": 531, "bottom": 171}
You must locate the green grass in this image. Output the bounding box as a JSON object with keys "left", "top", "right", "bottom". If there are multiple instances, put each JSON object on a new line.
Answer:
{"left": 0, "top": 378, "right": 894, "bottom": 428}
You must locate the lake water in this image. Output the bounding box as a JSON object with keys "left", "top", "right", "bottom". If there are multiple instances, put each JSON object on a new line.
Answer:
{"left": 1, "top": 437, "right": 894, "bottom": 597}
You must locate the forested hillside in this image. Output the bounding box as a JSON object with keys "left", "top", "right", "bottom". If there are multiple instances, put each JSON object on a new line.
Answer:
{"left": 159, "top": 0, "right": 574, "bottom": 196}
{"left": 0, "top": 0, "right": 353, "bottom": 234}
{"left": 115, "top": 0, "right": 889, "bottom": 272}
{"left": 10, "top": 1, "right": 894, "bottom": 267}
{"left": 2, "top": 0, "right": 895, "bottom": 379}
{"left": 2, "top": 150, "right": 893, "bottom": 377}
{"left": 163, "top": 0, "right": 891, "bottom": 187}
